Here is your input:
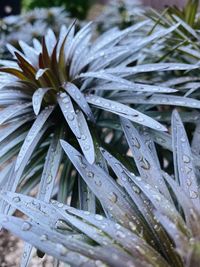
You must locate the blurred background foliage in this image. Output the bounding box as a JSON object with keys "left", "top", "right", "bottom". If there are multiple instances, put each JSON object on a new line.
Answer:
{"left": 22, "top": 0, "right": 95, "bottom": 19}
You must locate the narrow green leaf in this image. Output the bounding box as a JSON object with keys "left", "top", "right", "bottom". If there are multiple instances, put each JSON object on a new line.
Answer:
{"left": 86, "top": 95, "right": 167, "bottom": 131}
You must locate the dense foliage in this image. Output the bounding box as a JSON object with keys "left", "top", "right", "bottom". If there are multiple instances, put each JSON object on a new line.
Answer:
{"left": 22, "top": 0, "right": 94, "bottom": 19}
{"left": 0, "top": 0, "right": 200, "bottom": 266}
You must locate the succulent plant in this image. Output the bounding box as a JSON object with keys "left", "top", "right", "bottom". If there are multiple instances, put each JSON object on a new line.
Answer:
{"left": 22, "top": 0, "right": 93, "bottom": 19}
{"left": 0, "top": 7, "right": 71, "bottom": 59}
{"left": 1, "top": 1, "right": 200, "bottom": 264}
{"left": 1, "top": 111, "right": 200, "bottom": 266}
{"left": 0, "top": 20, "right": 199, "bottom": 203}
{"left": 145, "top": 0, "right": 200, "bottom": 64}
{"left": 96, "top": 0, "right": 145, "bottom": 31}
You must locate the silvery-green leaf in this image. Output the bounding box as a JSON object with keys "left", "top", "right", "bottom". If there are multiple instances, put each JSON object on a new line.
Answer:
{"left": 15, "top": 106, "right": 54, "bottom": 171}
{"left": 76, "top": 110, "right": 95, "bottom": 164}
{"left": 60, "top": 140, "right": 142, "bottom": 231}
{"left": 54, "top": 203, "right": 170, "bottom": 267}
{"left": 86, "top": 94, "right": 167, "bottom": 131}
{"left": 38, "top": 128, "right": 63, "bottom": 202}
{"left": 171, "top": 110, "right": 200, "bottom": 210}
{"left": 162, "top": 172, "right": 200, "bottom": 235}
{"left": 19, "top": 40, "right": 39, "bottom": 67}
{"left": 89, "top": 82, "right": 177, "bottom": 93}
{"left": 92, "top": 20, "right": 149, "bottom": 52}
{"left": 104, "top": 63, "right": 198, "bottom": 77}
{"left": 0, "top": 102, "right": 31, "bottom": 125}
{"left": 0, "top": 118, "right": 32, "bottom": 144}
{"left": 32, "top": 87, "right": 51, "bottom": 115}
{"left": 121, "top": 118, "right": 171, "bottom": 201}
{"left": 57, "top": 92, "right": 81, "bottom": 138}
{"left": 68, "top": 22, "right": 93, "bottom": 61}
{"left": 22, "top": 127, "right": 64, "bottom": 266}
{"left": 63, "top": 82, "right": 94, "bottom": 121}
{"left": 115, "top": 93, "right": 200, "bottom": 109}
{"left": 45, "top": 28, "right": 57, "bottom": 56}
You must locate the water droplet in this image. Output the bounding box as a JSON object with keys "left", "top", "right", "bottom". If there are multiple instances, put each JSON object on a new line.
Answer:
{"left": 129, "top": 221, "right": 137, "bottom": 231}
{"left": 115, "top": 223, "right": 121, "bottom": 229}
{"left": 60, "top": 93, "right": 66, "bottom": 98}
{"left": 183, "top": 154, "right": 190, "bottom": 163}
{"left": 87, "top": 171, "right": 94, "bottom": 178}
{"left": 81, "top": 134, "right": 86, "bottom": 140}
{"left": 132, "top": 185, "right": 140, "bottom": 194}
{"left": 109, "top": 192, "right": 118, "bottom": 203}
{"left": 40, "top": 234, "right": 48, "bottom": 241}
{"left": 56, "top": 244, "right": 68, "bottom": 256}
{"left": 132, "top": 137, "right": 140, "bottom": 149}
{"left": 62, "top": 98, "right": 70, "bottom": 104}
{"left": 140, "top": 157, "right": 151, "bottom": 170}
{"left": 46, "top": 175, "right": 52, "bottom": 184}
{"left": 13, "top": 196, "right": 21, "bottom": 203}
{"left": 67, "top": 114, "right": 74, "bottom": 121}
{"left": 21, "top": 222, "right": 31, "bottom": 231}
{"left": 184, "top": 165, "right": 192, "bottom": 175}
{"left": 57, "top": 203, "right": 64, "bottom": 208}
{"left": 89, "top": 249, "right": 94, "bottom": 255}
{"left": 135, "top": 245, "right": 145, "bottom": 255}
{"left": 153, "top": 224, "right": 160, "bottom": 230}
{"left": 154, "top": 194, "right": 161, "bottom": 202}
{"left": 83, "top": 211, "right": 90, "bottom": 215}
{"left": 116, "top": 230, "right": 126, "bottom": 238}
{"left": 95, "top": 260, "right": 106, "bottom": 267}
{"left": 84, "top": 145, "right": 90, "bottom": 151}
{"left": 186, "top": 178, "right": 192, "bottom": 186}
{"left": 190, "top": 190, "right": 198, "bottom": 199}
{"left": 95, "top": 180, "right": 102, "bottom": 187}
{"left": 95, "top": 215, "right": 103, "bottom": 221}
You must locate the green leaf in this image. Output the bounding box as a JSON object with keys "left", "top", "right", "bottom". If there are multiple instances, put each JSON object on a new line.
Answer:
{"left": 60, "top": 140, "right": 142, "bottom": 231}
{"left": 86, "top": 94, "right": 167, "bottom": 131}
{"left": 57, "top": 92, "right": 81, "bottom": 138}
{"left": 121, "top": 117, "right": 171, "bottom": 200}
{"left": 63, "top": 82, "right": 95, "bottom": 122}
{"left": 32, "top": 88, "right": 52, "bottom": 115}
{"left": 0, "top": 102, "right": 32, "bottom": 125}
{"left": 172, "top": 110, "right": 200, "bottom": 210}
{"left": 15, "top": 106, "right": 54, "bottom": 171}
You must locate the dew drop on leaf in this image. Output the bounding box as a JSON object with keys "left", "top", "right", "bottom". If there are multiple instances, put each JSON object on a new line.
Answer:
{"left": 67, "top": 114, "right": 74, "bottom": 121}
{"left": 56, "top": 244, "right": 68, "bottom": 256}
{"left": 135, "top": 245, "right": 145, "bottom": 255}
{"left": 95, "top": 215, "right": 104, "bottom": 221}
{"left": 116, "top": 230, "right": 126, "bottom": 238}
{"left": 21, "top": 222, "right": 32, "bottom": 231}
{"left": 190, "top": 190, "right": 198, "bottom": 199}
{"left": 128, "top": 221, "right": 137, "bottom": 231}
{"left": 182, "top": 154, "right": 191, "bottom": 163}
{"left": 95, "top": 180, "right": 102, "bottom": 187}
{"left": 40, "top": 234, "right": 48, "bottom": 241}
{"left": 83, "top": 145, "right": 90, "bottom": 151}
{"left": 13, "top": 196, "right": 21, "bottom": 203}
{"left": 109, "top": 192, "right": 118, "bottom": 203}
{"left": 87, "top": 171, "right": 94, "bottom": 178}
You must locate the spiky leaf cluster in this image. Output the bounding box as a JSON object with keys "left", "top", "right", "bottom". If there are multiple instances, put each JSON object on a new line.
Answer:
{"left": 1, "top": 111, "right": 200, "bottom": 267}
{"left": 0, "top": 7, "right": 71, "bottom": 58}
{"left": 0, "top": 20, "right": 195, "bottom": 198}
{"left": 96, "top": 0, "right": 145, "bottom": 31}
{"left": 1, "top": 1, "right": 200, "bottom": 265}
